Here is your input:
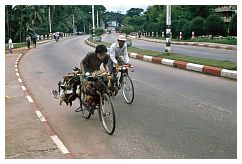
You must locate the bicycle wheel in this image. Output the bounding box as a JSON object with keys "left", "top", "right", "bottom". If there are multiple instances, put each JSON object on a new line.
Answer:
{"left": 80, "top": 92, "right": 91, "bottom": 119}
{"left": 122, "top": 75, "right": 134, "bottom": 104}
{"left": 100, "top": 94, "right": 115, "bottom": 135}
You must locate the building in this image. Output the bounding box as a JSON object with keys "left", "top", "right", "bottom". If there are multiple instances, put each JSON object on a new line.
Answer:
{"left": 215, "top": 5, "right": 237, "bottom": 23}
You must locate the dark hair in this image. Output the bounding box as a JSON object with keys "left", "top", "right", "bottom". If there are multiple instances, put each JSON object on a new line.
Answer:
{"left": 95, "top": 45, "right": 107, "bottom": 54}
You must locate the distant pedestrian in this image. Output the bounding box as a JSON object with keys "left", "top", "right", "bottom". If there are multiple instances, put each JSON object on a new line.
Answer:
{"left": 8, "top": 38, "right": 13, "bottom": 54}
{"left": 32, "top": 35, "right": 37, "bottom": 48}
{"left": 26, "top": 35, "right": 31, "bottom": 50}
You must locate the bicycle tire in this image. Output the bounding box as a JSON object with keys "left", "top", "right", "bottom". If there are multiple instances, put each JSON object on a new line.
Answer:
{"left": 100, "top": 94, "right": 116, "bottom": 135}
{"left": 122, "top": 75, "right": 134, "bottom": 104}
{"left": 80, "top": 92, "right": 91, "bottom": 119}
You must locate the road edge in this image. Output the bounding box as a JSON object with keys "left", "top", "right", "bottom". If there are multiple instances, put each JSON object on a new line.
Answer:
{"left": 85, "top": 39, "right": 237, "bottom": 80}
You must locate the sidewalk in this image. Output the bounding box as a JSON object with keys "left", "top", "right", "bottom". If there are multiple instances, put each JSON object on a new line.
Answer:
{"left": 135, "top": 36, "right": 237, "bottom": 50}
{"left": 5, "top": 43, "right": 72, "bottom": 158}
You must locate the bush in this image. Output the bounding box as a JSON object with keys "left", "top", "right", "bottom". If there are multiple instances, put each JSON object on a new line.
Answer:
{"left": 120, "top": 25, "right": 134, "bottom": 36}
{"left": 190, "top": 16, "right": 205, "bottom": 37}
{"left": 181, "top": 21, "right": 192, "bottom": 39}
{"left": 229, "top": 14, "right": 237, "bottom": 36}
{"left": 94, "top": 28, "right": 105, "bottom": 36}
{"left": 203, "top": 14, "right": 227, "bottom": 38}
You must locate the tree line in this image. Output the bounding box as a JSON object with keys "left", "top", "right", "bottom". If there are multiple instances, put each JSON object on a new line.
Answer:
{"left": 5, "top": 5, "right": 237, "bottom": 43}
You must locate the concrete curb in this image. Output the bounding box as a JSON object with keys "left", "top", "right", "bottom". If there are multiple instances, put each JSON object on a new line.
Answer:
{"left": 85, "top": 39, "right": 237, "bottom": 80}
{"left": 136, "top": 37, "right": 237, "bottom": 51}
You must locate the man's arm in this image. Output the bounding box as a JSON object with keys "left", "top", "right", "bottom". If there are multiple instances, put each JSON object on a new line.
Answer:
{"left": 123, "top": 44, "right": 129, "bottom": 64}
{"left": 109, "top": 44, "right": 118, "bottom": 65}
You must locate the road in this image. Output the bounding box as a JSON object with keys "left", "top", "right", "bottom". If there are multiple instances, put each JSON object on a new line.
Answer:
{"left": 102, "top": 33, "right": 237, "bottom": 62}
{"left": 18, "top": 35, "right": 236, "bottom": 158}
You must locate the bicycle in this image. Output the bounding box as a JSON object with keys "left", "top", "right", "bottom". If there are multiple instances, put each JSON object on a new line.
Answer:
{"left": 78, "top": 71, "right": 116, "bottom": 135}
{"left": 52, "top": 68, "right": 116, "bottom": 135}
{"left": 108, "top": 64, "right": 134, "bottom": 104}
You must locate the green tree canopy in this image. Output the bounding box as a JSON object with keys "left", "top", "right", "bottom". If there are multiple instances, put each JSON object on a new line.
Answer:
{"left": 203, "top": 14, "right": 227, "bottom": 37}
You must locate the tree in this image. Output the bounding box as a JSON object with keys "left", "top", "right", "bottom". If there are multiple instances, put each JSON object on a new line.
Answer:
{"left": 120, "top": 25, "right": 134, "bottom": 37}
{"left": 229, "top": 14, "right": 237, "bottom": 36}
{"left": 181, "top": 21, "right": 192, "bottom": 39}
{"left": 203, "top": 14, "right": 227, "bottom": 38}
{"left": 126, "top": 8, "right": 144, "bottom": 17}
{"left": 175, "top": 19, "right": 188, "bottom": 38}
{"left": 190, "top": 16, "right": 205, "bottom": 37}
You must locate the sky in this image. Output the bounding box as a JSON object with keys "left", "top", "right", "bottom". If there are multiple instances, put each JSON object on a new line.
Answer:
{"left": 104, "top": 5, "right": 149, "bottom": 14}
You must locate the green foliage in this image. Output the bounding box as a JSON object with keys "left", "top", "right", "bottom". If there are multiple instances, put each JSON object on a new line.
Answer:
{"left": 203, "top": 14, "right": 227, "bottom": 37}
{"left": 229, "top": 14, "right": 237, "bottom": 36}
{"left": 190, "top": 16, "right": 205, "bottom": 37}
{"left": 181, "top": 21, "right": 192, "bottom": 39}
{"left": 94, "top": 28, "right": 105, "bottom": 36}
{"left": 120, "top": 25, "right": 134, "bottom": 36}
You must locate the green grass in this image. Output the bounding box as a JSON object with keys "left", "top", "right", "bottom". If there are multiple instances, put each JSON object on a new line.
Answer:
{"left": 89, "top": 38, "right": 237, "bottom": 70}
{"left": 148, "top": 36, "right": 237, "bottom": 45}
{"left": 5, "top": 42, "right": 27, "bottom": 51}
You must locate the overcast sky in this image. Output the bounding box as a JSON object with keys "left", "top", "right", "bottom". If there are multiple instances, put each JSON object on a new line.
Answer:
{"left": 104, "top": 5, "right": 149, "bottom": 14}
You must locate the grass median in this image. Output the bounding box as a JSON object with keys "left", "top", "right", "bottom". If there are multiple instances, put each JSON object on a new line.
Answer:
{"left": 90, "top": 39, "right": 236, "bottom": 70}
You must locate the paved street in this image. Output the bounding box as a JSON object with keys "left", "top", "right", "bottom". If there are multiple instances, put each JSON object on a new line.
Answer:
{"left": 10, "top": 35, "right": 236, "bottom": 158}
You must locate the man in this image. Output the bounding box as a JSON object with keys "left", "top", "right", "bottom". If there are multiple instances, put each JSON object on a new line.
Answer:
{"left": 32, "top": 35, "right": 37, "bottom": 48}
{"left": 80, "top": 44, "right": 108, "bottom": 80}
{"left": 26, "top": 35, "right": 31, "bottom": 49}
{"left": 52, "top": 45, "right": 108, "bottom": 106}
{"left": 108, "top": 35, "right": 130, "bottom": 80}
{"left": 8, "top": 38, "right": 13, "bottom": 54}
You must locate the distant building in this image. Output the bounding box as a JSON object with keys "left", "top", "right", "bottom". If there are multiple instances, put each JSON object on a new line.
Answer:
{"left": 106, "top": 21, "right": 118, "bottom": 31}
{"left": 215, "top": 5, "right": 237, "bottom": 23}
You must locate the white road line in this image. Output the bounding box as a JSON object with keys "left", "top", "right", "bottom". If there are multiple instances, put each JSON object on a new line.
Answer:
{"left": 21, "top": 85, "right": 26, "bottom": 90}
{"left": 51, "top": 135, "right": 70, "bottom": 154}
{"left": 26, "top": 95, "right": 34, "bottom": 103}
{"left": 18, "top": 78, "right": 22, "bottom": 83}
{"left": 35, "top": 110, "right": 46, "bottom": 122}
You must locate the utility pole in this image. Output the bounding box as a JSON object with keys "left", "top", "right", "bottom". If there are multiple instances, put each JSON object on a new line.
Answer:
{"left": 165, "top": 5, "right": 171, "bottom": 52}
{"left": 73, "top": 14, "right": 75, "bottom": 33}
{"left": 92, "top": 5, "right": 95, "bottom": 36}
{"left": 96, "top": 10, "right": 99, "bottom": 28}
{"left": 49, "top": 7, "right": 52, "bottom": 33}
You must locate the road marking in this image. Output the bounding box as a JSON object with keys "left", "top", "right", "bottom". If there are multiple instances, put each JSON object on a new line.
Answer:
{"left": 35, "top": 110, "right": 46, "bottom": 122}
{"left": 16, "top": 73, "right": 20, "bottom": 77}
{"left": 51, "top": 135, "right": 70, "bottom": 154}
{"left": 15, "top": 68, "right": 18, "bottom": 72}
{"left": 21, "top": 85, "right": 26, "bottom": 90}
{"left": 26, "top": 95, "right": 34, "bottom": 103}
{"left": 15, "top": 65, "right": 17, "bottom": 68}
{"left": 18, "top": 78, "right": 22, "bottom": 83}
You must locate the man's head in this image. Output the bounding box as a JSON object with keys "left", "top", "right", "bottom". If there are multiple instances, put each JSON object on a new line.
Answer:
{"left": 95, "top": 44, "right": 107, "bottom": 60}
{"left": 117, "top": 35, "right": 127, "bottom": 48}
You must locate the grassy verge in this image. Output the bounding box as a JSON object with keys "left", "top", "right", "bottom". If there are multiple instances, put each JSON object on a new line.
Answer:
{"left": 148, "top": 36, "right": 237, "bottom": 45}
{"left": 89, "top": 39, "right": 237, "bottom": 70}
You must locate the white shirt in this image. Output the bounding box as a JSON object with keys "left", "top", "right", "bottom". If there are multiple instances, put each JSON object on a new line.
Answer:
{"left": 8, "top": 39, "right": 13, "bottom": 49}
{"left": 109, "top": 42, "right": 129, "bottom": 65}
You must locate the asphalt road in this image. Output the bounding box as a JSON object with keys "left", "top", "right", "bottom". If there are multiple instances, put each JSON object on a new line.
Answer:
{"left": 102, "top": 33, "right": 237, "bottom": 62}
{"left": 18, "top": 35, "right": 236, "bottom": 158}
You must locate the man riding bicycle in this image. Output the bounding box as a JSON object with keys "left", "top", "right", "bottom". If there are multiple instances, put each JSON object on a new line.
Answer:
{"left": 108, "top": 35, "right": 131, "bottom": 86}
{"left": 52, "top": 45, "right": 108, "bottom": 106}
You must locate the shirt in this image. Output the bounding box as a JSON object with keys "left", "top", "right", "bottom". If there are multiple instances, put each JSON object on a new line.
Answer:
{"left": 109, "top": 42, "right": 129, "bottom": 65}
{"left": 81, "top": 52, "right": 108, "bottom": 72}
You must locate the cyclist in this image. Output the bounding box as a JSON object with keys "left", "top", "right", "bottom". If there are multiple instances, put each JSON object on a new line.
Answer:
{"left": 108, "top": 35, "right": 131, "bottom": 86}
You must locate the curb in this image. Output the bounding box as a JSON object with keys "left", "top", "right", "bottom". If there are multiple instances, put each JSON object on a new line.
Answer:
{"left": 136, "top": 37, "right": 237, "bottom": 51}
{"left": 85, "top": 39, "right": 236, "bottom": 80}
{"left": 14, "top": 53, "right": 74, "bottom": 158}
